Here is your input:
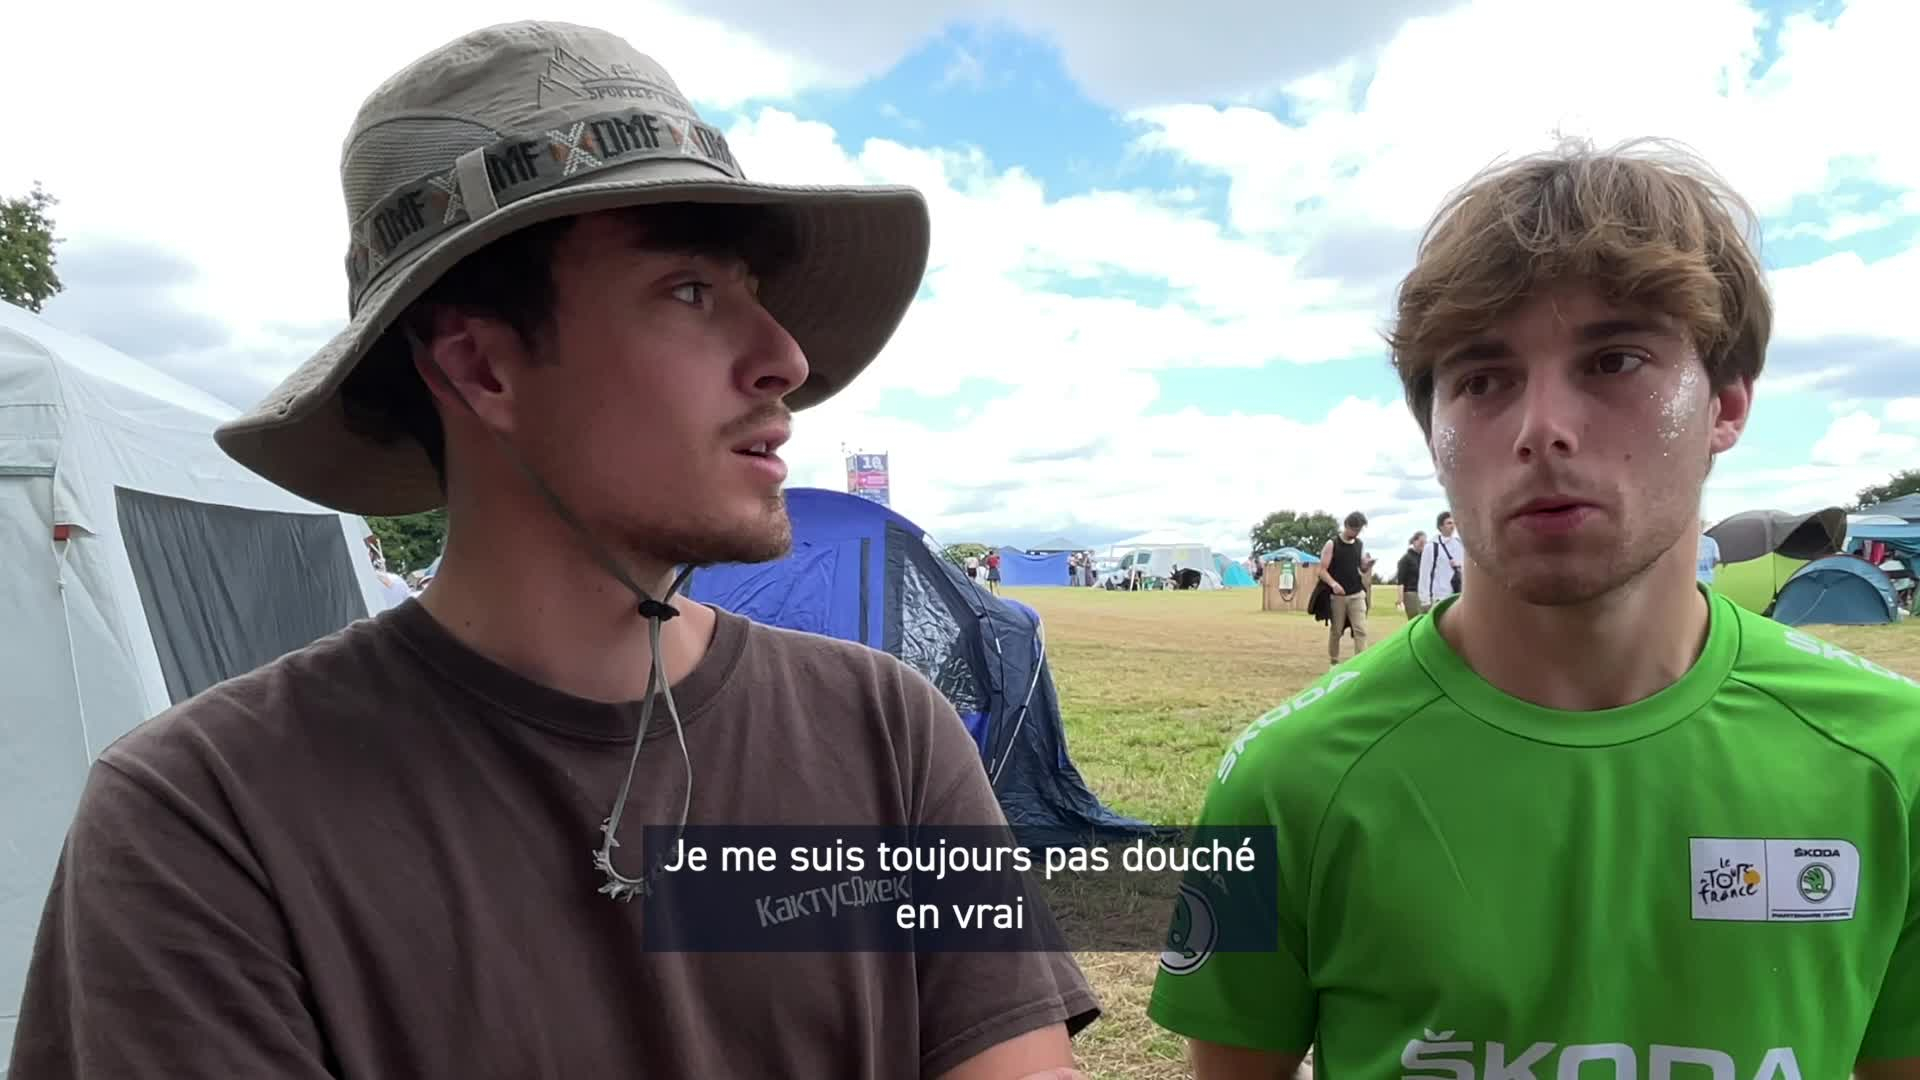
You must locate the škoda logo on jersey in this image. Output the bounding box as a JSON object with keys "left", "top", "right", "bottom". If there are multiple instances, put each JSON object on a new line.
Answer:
{"left": 1401, "top": 1028, "right": 1806, "bottom": 1078}
{"left": 1216, "top": 670, "right": 1360, "bottom": 783}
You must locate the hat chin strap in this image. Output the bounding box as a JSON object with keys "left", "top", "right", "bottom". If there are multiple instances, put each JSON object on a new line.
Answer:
{"left": 416, "top": 338, "right": 693, "bottom": 902}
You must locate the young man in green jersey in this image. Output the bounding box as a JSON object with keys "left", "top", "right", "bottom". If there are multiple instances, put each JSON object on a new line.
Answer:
{"left": 1146, "top": 137, "right": 1920, "bottom": 1079}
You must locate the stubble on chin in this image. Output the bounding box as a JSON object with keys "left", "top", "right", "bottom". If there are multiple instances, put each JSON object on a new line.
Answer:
{"left": 626, "top": 494, "right": 794, "bottom": 568}
{"left": 1479, "top": 519, "right": 1678, "bottom": 608}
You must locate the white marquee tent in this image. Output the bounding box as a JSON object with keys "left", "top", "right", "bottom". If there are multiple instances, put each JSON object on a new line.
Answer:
{"left": 1107, "top": 533, "right": 1225, "bottom": 589}
{"left": 0, "top": 301, "right": 398, "bottom": 1068}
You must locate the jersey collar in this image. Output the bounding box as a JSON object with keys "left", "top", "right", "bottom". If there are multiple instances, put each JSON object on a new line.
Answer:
{"left": 1410, "top": 585, "right": 1740, "bottom": 746}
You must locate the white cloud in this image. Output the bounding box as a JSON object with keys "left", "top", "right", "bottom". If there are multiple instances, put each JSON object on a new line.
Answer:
{"left": 0, "top": 0, "right": 834, "bottom": 347}
{"left": 715, "top": 106, "right": 1443, "bottom": 551}
{"left": 1809, "top": 411, "right": 1919, "bottom": 467}
{"left": 679, "top": 0, "right": 1455, "bottom": 109}
{"left": 725, "top": 107, "right": 1383, "bottom": 402}
{"left": 1126, "top": 0, "right": 1919, "bottom": 256}
{"left": 1769, "top": 248, "right": 1920, "bottom": 345}
{"left": 1703, "top": 404, "right": 1919, "bottom": 519}
{"left": 6, "top": 0, "right": 1913, "bottom": 556}
{"left": 784, "top": 382, "right": 1434, "bottom": 556}
{"left": 1704, "top": 457, "right": 1901, "bottom": 521}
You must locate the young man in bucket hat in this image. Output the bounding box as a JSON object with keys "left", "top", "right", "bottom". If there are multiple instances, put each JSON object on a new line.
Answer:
{"left": 9, "top": 21, "right": 1095, "bottom": 1079}
{"left": 1146, "top": 138, "right": 1920, "bottom": 1077}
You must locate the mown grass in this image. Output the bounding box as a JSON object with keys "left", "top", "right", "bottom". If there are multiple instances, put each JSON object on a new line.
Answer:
{"left": 1009, "top": 584, "right": 1920, "bottom": 1079}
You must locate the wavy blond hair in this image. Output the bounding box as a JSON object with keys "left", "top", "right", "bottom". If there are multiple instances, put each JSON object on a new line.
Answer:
{"left": 1386, "top": 136, "right": 1773, "bottom": 439}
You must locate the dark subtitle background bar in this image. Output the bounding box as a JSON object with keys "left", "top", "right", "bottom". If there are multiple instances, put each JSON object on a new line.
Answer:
{"left": 628, "top": 824, "right": 1278, "bottom": 955}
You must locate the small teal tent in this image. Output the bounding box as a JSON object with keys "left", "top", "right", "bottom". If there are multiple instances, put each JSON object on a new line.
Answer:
{"left": 1770, "top": 555, "right": 1899, "bottom": 626}
{"left": 1213, "top": 553, "right": 1256, "bottom": 587}
{"left": 1261, "top": 546, "right": 1320, "bottom": 565}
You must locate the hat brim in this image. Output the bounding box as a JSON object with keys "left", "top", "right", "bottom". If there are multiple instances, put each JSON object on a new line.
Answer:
{"left": 215, "top": 157, "right": 930, "bottom": 517}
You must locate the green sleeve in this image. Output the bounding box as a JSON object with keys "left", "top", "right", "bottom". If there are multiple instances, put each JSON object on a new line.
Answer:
{"left": 1859, "top": 796, "right": 1920, "bottom": 1060}
{"left": 1144, "top": 738, "right": 1315, "bottom": 1053}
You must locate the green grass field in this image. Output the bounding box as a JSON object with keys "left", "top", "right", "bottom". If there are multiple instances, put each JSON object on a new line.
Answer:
{"left": 1005, "top": 584, "right": 1920, "bottom": 1079}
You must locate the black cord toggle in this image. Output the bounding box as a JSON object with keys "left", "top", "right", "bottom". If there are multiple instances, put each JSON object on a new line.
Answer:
{"left": 637, "top": 597, "right": 681, "bottom": 620}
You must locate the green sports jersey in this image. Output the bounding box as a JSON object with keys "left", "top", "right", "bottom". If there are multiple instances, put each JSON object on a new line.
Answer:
{"left": 1148, "top": 587, "right": 1920, "bottom": 1078}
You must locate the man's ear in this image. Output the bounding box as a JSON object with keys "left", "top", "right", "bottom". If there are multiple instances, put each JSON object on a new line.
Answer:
{"left": 412, "top": 308, "right": 524, "bottom": 437}
{"left": 1708, "top": 374, "right": 1753, "bottom": 456}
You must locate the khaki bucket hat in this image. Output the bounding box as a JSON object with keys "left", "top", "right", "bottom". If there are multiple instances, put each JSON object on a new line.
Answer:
{"left": 214, "top": 19, "right": 930, "bottom": 517}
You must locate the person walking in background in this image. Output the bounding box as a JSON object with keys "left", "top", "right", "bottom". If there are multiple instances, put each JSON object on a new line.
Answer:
{"left": 1317, "top": 512, "right": 1369, "bottom": 665}
{"left": 1418, "top": 509, "right": 1463, "bottom": 610}
{"left": 1697, "top": 518, "right": 1721, "bottom": 587}
{"left": 986, "top": 550, "right": 1002, "bottom": 594}
{"left": 1397, "top": 531, "right": 1428, "bottom": 619}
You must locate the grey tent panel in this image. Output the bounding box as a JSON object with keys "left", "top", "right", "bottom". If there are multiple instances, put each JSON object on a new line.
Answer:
{"left": 1707, "top": 508, "right": 1846, "bottom": 564}
{"left": 1862, "top": 493, "right": 1920, "bottom": 521}
{"left": 114, "top": 487, "right": 370, "bottom": 705}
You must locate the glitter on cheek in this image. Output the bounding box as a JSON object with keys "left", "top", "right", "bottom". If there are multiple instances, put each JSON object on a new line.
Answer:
{"left": 1434, "top": 423, "right": 1462, "bottom": 479}
{"left": 1659, "top": 356, "right": 1704, "bottom": 445}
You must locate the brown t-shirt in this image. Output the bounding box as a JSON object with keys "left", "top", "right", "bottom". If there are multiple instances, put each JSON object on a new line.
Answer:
{"left": 9, "top": 599, "right": 1099, "bottom": 1078}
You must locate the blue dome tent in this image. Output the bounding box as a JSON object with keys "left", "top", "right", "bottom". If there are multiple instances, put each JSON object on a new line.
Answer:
{"left": 1770, "top": 555, "right": 1900, "bottom": 626}
{"left": 686, "top": 488, "right": 1151, "bottom": 842}
{"left": 995, "top": 546, "right": 1073, "bottom": 586}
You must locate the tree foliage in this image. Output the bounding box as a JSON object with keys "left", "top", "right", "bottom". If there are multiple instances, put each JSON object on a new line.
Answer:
{"left": 366, "top": 510, "right": 448, "bottom": 573}
{"left": 0, "top": 182, "right": 64, "bottom": 313}
{"left": 1854, "top": 468, "right": 1920, "bottom": 512}
{"left": 1249, "top": 510, "right": 1339, "bottom": 558}
{"left": 942, "top": 542, "right": 990, "bottom": 567}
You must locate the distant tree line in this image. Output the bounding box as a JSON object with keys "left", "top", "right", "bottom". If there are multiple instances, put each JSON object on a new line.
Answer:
{"left": 1856, "top": 468, "right": 1920, "bottom": 511}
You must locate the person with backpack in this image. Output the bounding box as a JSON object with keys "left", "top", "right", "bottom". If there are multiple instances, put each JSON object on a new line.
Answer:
{"left": 1417, "top": 509, "right": 1464, "bottom": 610}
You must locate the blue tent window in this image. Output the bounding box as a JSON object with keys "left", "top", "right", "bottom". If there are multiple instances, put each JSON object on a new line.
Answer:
{"left": 897, "top": 548, "right": 983, "bottom": 719}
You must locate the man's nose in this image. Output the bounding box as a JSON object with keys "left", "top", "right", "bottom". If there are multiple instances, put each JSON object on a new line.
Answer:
{"left": 1512, "top": 369, "right": 1583, "bottom": 460}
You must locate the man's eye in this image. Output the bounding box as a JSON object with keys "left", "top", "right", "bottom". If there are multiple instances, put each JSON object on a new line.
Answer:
{"left": 1592, "top": 350, "right": 1645, "bottom": 375}
{"left": 672, "top": 283, "right": 709, "bottom": 305}
{"left": 1458, "top": 372, "right": 1499, "bottom": 397}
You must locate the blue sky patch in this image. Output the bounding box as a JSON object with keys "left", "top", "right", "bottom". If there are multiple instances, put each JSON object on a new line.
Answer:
{"left": 1142, "top": 355, "right": 1404, "bottom": 419}
{"left": 1762, "top": 177, "right": 1919, "bottom": 268}
{"left": 779, "top": 23, "right": 1196, "bottom": 201}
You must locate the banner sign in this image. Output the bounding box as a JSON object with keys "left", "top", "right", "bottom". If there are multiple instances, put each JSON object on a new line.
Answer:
{"left": 846, "top": 453, "right": 890, "bottom": 507}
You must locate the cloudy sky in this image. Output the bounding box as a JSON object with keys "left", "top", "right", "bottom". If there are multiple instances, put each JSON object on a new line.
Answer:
{"left": 4, "top": 0, "right": 1916, "bottom": 557}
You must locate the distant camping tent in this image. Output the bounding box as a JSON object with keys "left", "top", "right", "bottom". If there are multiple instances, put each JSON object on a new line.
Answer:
{"left": 1845, "top": 510, "right": 1920, "bottom": 616}
{"left": 1770, "top": 555, "right": 1900, "bottom": 626}
{"left": 686, "top": 487, "right": 1150, "bottom": 841}
{"left": 1859, "top": 494, "right": 1920, "bottom": 522}
{"left": 995, "top": 545, "right": 1073, "bottom": 587}
{"left": 1213, "top": 553, "right": 1256, "bottom": 587}
{"left": 1112, "top": 541, "right": 1224, "bottom": 589}
{"left": 1706, "top": 507, "right": 1846, "bottom": 614}
{"left": 1849, "top": 516, "right": 1920, "bottom": 564}
{"left": 0, "top": 301, "right": 395, "bottom": 1069}
{"left": 1261, "top": 546, "right": 1321, "bottom": 566}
